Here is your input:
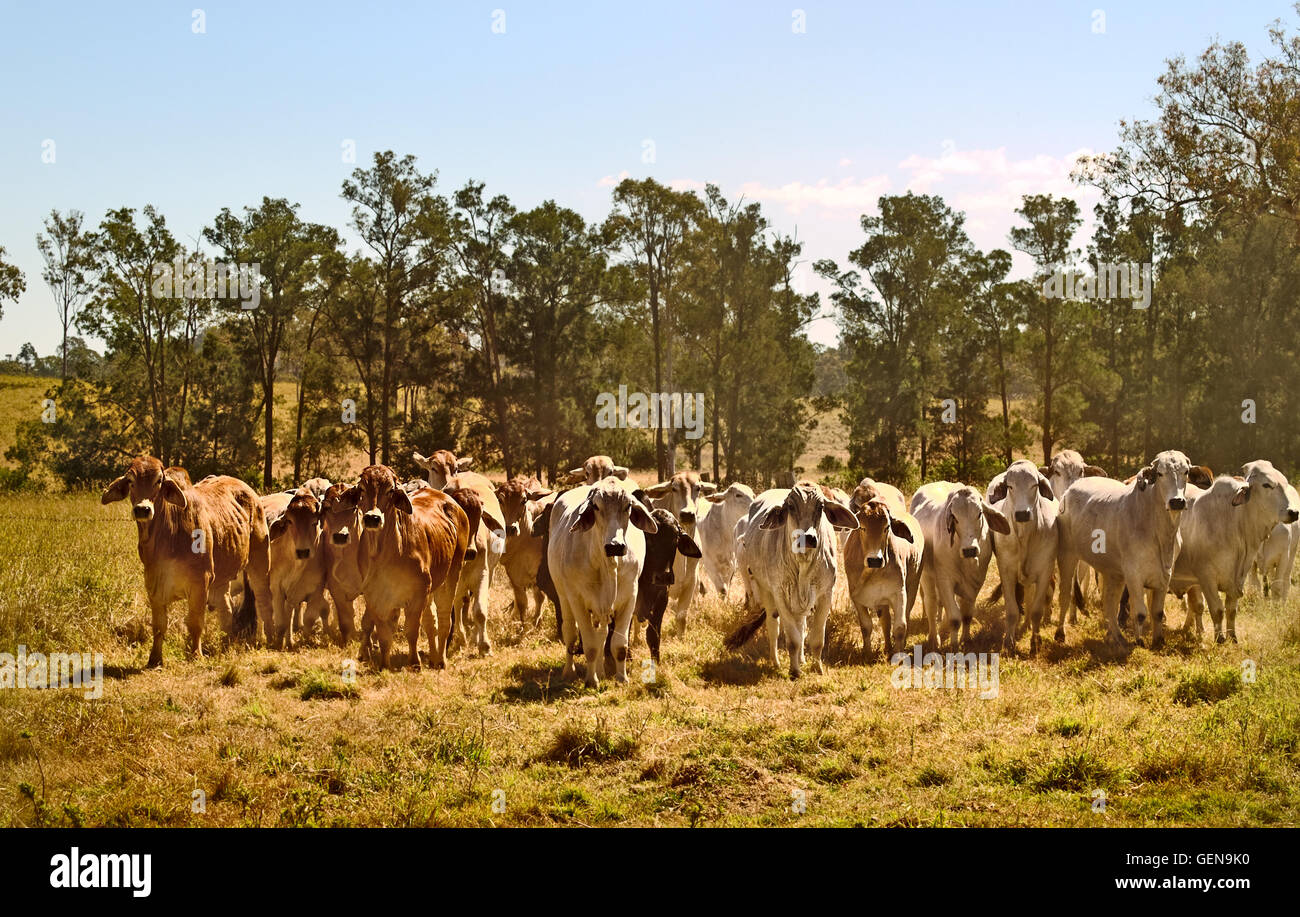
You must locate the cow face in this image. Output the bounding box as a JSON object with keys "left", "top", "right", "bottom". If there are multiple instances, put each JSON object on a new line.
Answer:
{"left": 1136, "top": 450, "right": 1193, "bottom": 512}
{"left": 945, "top": 486, "right": 1010, "bottom": 560}
{"left": 642, "top": 508, "right": 703, "bottom": 585}
{"left": 990, "top": 460, "right": 1054, "bottom": 525}
{"left": 101, "top": 456, "right": 189, "bottom": 522}
{"left": 758, "top": 482, "right": 858, "bottom": 555}
{"left": 704, "top": 482, "right": 756, "bottom": 516}
{"left": 348, "top": 465, "right": 413, "bottom": 532}
{"left": 1040, "top": 450, "right": 1108, "bottom": 500}
{"left": 853, "top": 499, "right": 914, "bottom": 569}
{"left": 321, "top": 482, "right": 361, "bottom": 548}
{"left": 495, "top": 478, "right": 553, "bottom": 537}
{"left": 644, "top": 471, "right": 717, "bottom": 528}
{"left": 1238, "top": 460, "right": 1300, "bottom": 524}
{"left": 412, "top": 449, "right": 472, "bottom": 489}
{"left": 271, "top": 490, "right": 323, "bottom": 560}
{"left": 569, "top": 478, "right": 658, "bottom": 557}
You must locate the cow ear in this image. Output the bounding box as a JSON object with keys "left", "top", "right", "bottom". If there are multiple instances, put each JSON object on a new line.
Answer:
{"left": 1232, "top": 484, "right": 1251, "bottom": 506}
{"left": 890, "top": 518, "right": 915, "bottom": 543}
{"left": 983, "top": 504, "right": 1011, "bottom": 535}
{"left": 481, "top": 508, "right": 506, "bottom": 534}
{"left": 101, "top": 475, "right": 130, "bottom": 504}
{"left": 705, "top": 492, "right": 728, "bottom": 503}
{"left": 412, "top": 451, "right": 429, "bottom": 468}
{"left": 1189, "top": 465, "right": 1214, "bottom": 488}
{"left": 392, "top": 487, "right": 414, "bottom": 515}
{"left": 676, "top": 532, "right": 702, "bottom": 558}
{"left": 455, "top": 457, "right": 474, "bottom": 471}
{"left": 612, "top": 465, "right": 629, "bottom": 480}
{"left": 1038, "top": 465, "right": 1051, "bottom": 477}
{"left": 161, "top": 476, "right": 188, "bottom": 509}
{"left": 569, "top": 496, "right": 597, "bottom": 533}
{"left": 526, "top": 487, "right": 552, "bottom": 501}
{"left": 823, "top": 500, "right": 858, "bottom": 530}
{"left": 699, "top": 481, "right": 718, "bottom": 495}
{"left": 341, "top": 485, "right": 361, "bottom": 508}
{"left": 1084, "top": 464, "right": 1108, "bottom": 477}
{"left": 532, "top": 505, "right": 552, "bottom": 537}
{"left": 947, "top": 512, "right": 957, "bottom": 536}
{"left": 990, "top": 479, "right": 1008, "bottom": 504}
{"left": 758, "top": 505, "right": 786, "bottom": 530}
{"left": 269, "top": 516, "right": 288, "bottom": 541}
{"left": 643, "top": 481, "right": 673, "bottom": 497}
{"left": 1037, "top": 476, "right": 1054, "bottom": 500}
{"left": 631, "top": 501, "right": 659, "bottom": 534}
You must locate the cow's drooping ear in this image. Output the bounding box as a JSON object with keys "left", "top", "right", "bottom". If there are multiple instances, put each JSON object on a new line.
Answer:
{"left": 341, "top": 485, "right": 361, "bottom": 508}
{"left": 269, "top": 516, "right": 288, "bottom": 541}
{"left": 1136, "top": 464, "right": 1155, "bottom": 490}
{"left": 570, "top": 495, "right": 597, "bottom": 533}
{"left": 946, "top": 513, "right": 957, "bottom": 537}
{"left": 532, "top": 505, "right": 553, "bottom": 537}
{"left": 481, "top": 508, "right": 506, "bottom": 534}
{"left": 101, "top": 475, "right": 130, "bottom": 505}
{"left": 630, "top": 501, "right": 659, "bottom": 534}
{"left": 526, "top": 487, "right": 552, "bottom": 501}
{"left": 643, "top": 481, "right": 673, "bottom": 498}
{"left": 1038, "top": 464, "right": 1051, "bottom": 477}
{"left": 757, "top": 504, "right": 787, "bottom": 530}
{"left": 392, "top": 487, "right": 414, "bottom": 515}
{"left": 1189, "top": 465, "right": 1214, "bottom": 488}
{"left": 1084, "top": 464, "right": 1108, "bottom": 477}
{"left": 676, "top": 532, "right": 702, "bottom": 558}
{"left": 1231, "top": 483, "right": 1251, "bottom": 506}
{"left": 983, "top": 503, "right": 1012, "bottom": 535}
{"left": 823, "top": 500, "right": 858, "bottom": 530}
{"left": 706, "top": 492, "right": 728, "bottom": 503}
{"left": 160, "top": 475, "right": 188, "bottom": 509}
{"left": 1037, "top": 475, "right": 1054, "bottom": 500}
{"left": 455, "top": 457, "right": 474, "bottom": 471}
{"left": 412, "top": 451, "right": 430, "bottom": 469}
{"left": 699, "top": 481, "right": 718, "bottom": 495}
{"left": 989, "top": 478, "right": 1009, "bottom": 504}
{"left": 612, "top": 465, "right": 629, "bottom": 480}
{"left": 890, "top": 518, "right": 915, "bottom": 542}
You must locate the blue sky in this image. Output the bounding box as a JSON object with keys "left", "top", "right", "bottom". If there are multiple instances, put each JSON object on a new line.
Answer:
{"left": 0, "top": 0, "right": 1291, "bottom": 353}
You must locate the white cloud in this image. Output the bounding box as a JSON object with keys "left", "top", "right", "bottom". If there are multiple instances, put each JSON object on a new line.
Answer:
{"left": 734, "top": 175, "right": 892, "bottom": 214}
{"left": 597, "top": 169, "right": 631, "bottom": 187}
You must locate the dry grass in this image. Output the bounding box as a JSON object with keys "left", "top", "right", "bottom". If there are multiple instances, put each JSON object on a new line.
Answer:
{"left": 2, "top": 490, "right": 1299, "bottom": 827}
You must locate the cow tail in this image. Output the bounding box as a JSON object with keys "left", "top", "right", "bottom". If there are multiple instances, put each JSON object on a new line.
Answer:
{"left": 1072, "top": 576, "right": 1085, "bottom": 611}
{"left": 724, "top": 607, "right": 767, "bottom": 651}
{"left": 233, "top": 575, "right": 258, "bottom": 640}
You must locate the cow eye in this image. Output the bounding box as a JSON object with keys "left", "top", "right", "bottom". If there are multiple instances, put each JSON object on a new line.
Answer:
{"left": 1263, "top": 482, "right": 1274, "bottom": 489}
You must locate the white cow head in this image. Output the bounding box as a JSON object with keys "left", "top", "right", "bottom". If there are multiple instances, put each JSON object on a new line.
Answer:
{"left": 569, "top": 477, "right": 658, "bottom": 558}
{"left": 989, "top": 460, "right": 1054, "bottom": 526}
{"left": 945, "top": 485, "right": 1010, "bottom": 560}
{"left": 757, "top": 481, "right": 857, "bottom": 556}
{"left": 1237, "top": 460, "right": 1300, "bottom": 524}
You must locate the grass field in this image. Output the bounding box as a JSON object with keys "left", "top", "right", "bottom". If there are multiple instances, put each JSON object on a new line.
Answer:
{"left": 2, "top": 489, "right": 1298, "bottom": 827}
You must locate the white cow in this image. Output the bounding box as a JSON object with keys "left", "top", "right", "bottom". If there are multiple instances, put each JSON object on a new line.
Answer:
{"left": 986, "top": 461, "right": 1059, "bottom": 654}
{"left": 1056, "top": 450, "right": 1206, "bottom": 647}
{"left": 911, "top": 482, "right": 1010, "bottom": 650}
{"left": 696, "top": 482, "right": 755, "bottom": 597}
{"left": 731, "top": 482, "right": 857, "bottom": 677}
{"left": 547, "top": 477, "right": 658, "bottom": 687}
{"left": 1168, "top": 461, "right": 1298, "bottom": 643}
{"left": 1250, "top": 482, "right": 1300, "bottom": 604}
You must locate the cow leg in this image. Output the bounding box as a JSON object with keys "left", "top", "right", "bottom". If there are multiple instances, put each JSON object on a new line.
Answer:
{"left": 645, "top": 591, "right": 668, "bottom": 663}
{"left": 609, "top": 602, "right": 634, "bottom": 684}
{"left": 1197, "top": 583, "right": 1225, "bottom": 643}
{"left": 766, "top": 611, "right": 781, "bottom": 669}
{"left": 1055, "top": 549, "right": 1080, "bottom": 642}
{"left": 887, "top": 591, "right": 908, "bottom": 659}
{"left": 1100, "top": 574, "right": 1124, "bottom": 645}
{"left": 429, "top": 579, "right": 457, "bottom": 670}
{"left": 146, "top": 595, "right": 169, "bottom": 668}
{"left": 184, "top": 587, "right": 207, "bottom": 660}
{"left": 372, "top": 609, "right": 395, "bottom": 671}
{"left": 998, "top": 557, "right": 1021, "bottom": 654}
{"left": 784, "top": 613, "right": 806, "bottom": 679}
{"left": 851, "top": 597, "right": 873, "bottom": 662}
{"left": 939, "top": 581, "right": 962, "bottom": 652}
{"left": 671, "top": 584, "right": 693, "bottom": 636}
{"left": 358, "top": 609, "right": 374, "bottom": 665}
{"left": 808, "top": 597, "right": 830, "bottom": 675}
{"left": 303, "top": 592, "right": 329, "bottom": 644}
{"left": 270, "top": 591, "right": 291, "bottom": 651}
{"left": 333, "top": 591, "right": 357, "bottom": 647}
{"left": 1181, "top": 587, "right": 1204, "bottom": 640}
{"left": 919, "top": 569, "right": 940, "bottom": 650}
{"left": 1224, "top": 589, "right": 1241, "bottom": 643}
{"left": 213, "top": 587, "right": 235, "bottom": 640}
{"left": 1121, "top": 575, "right": 1152, "bottom": 645}
{"left": 405, "top": 592, "right": 429, "bottom": 671}
{"left": 472, "top": 573, "right": 492, "bottom": 656}
{"left": 511, "top": 578, "right": 530, "bottom": 627}
{"left": 576, "top": 611, "right": 604, "bottom": 688}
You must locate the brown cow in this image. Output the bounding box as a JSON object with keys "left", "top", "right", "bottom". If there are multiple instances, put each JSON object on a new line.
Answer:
{"left": 319, "top": 482, "right": 362, "bottom": 646}
{"left": 340, "top": 465, "right": 471, "bottom": 670}
{"left": 264, "top": 489, "right": 331, "bottom": 648}
{"left": 412, "top": 449, "right": 474, "bottom": 489}
{"left": 495, "top": 476, "right": 555, "bottom": 626}
{"left": 443, "top": 471, "right": 508, "bottom": 656}
{"left": 102, "top": 456, "right": 273, "bottom": 667}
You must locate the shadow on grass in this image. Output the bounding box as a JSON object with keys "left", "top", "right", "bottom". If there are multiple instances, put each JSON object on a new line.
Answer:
{"left": 494, "top": 659, "right": 585, "bottom": 704}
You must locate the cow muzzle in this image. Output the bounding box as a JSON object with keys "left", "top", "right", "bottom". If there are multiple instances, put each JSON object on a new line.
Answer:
{"left": 363, "top": 512, "right": 383, "bottom": 529}
{"left": 866, "top": 555, "right": 885, "bottom": 569}
{"left": 961, "top": 546, "right": 979, "bottom": 559}
{"left": 1167, "top": 497, "right": 1186, "bottom": 511}
{"left": 679, "top": 511, "right": 695, "bottom": 525}
{"left": 506, "top": 523, "right": 520, "bottom": 537}
{"left": 1287, "top": 509, "right": 1299, "bottom": 524}
{"left": 132, "top": 503, "right": 153, "bottom": 520}
{"left": 1014, "top": 509, "right": 1031, "bottom": 523}
{"left": 332, "top": 531, "right": 349, "bottom": 545}
{"left": 652, "top": 571, "right": 674, "bottom": 585}
{"left": 793, "top": 532, "right": 818, "bottom": 552}
{"left": 604, "top": 543, "right": 626, "bottom": 558}
{"left": 295, "top": 547, "right": 311, "bottom": 560}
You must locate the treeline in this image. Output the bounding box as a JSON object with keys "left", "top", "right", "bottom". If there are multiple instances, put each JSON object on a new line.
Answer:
{"left": 1, "top": 170, "right": 818, "bottom": 490}
{"left": 3, "top": 12, "right": 1299, "bottom": 493}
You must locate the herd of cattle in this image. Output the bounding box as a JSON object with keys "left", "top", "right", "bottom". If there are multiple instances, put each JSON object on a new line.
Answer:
{"left": 98, "top": 447, "right": 1300, "bottom": 685}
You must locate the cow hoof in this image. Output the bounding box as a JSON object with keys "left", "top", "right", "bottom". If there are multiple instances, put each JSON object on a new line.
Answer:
{"left": 146, "top": 653, "right": 164, "bottom": 669}
{"left": 1151, "top": 635, "right": 1165, "bottom": 650}
{"left": 789, "top": 670, "right": 801, "bottom": 680}
{"left": 1216, "top": 634, "right": 1226, "bottom": 645}
{"left": 1228, "top": 632, "right": 1238, "bottom": 644}
{"left": 1053, "top": 627, "right": 1065, "bottom": 643}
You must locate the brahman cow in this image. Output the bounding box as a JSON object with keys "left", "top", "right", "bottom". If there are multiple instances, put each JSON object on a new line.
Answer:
{"left": 630, "top": 507, "right": 702, "bottom": 664}
{"left": 341, "top": 464, "right": 470, "bottom": 670}
{"left": 842, "top": 496, "right": 923, "bottom": 660}
{"left": 495, "top": 476, "right": 555, "bottom": 627}
{"left": 1251, "top": 481, "right": 1300, "bottom": 603}
{"left": 561, "top": 455, "right": 630, "bottom": 486}
{"left": 1056, "top": 450, "right": 1207, "bottom": 648}
{"left": 987, "top": 460, "right": 1059, "bottom": 653}
{"left": 725, "top": 482, "right": 857, "bottom": 678}
{"left": 102, "top": 456, "right": 274, "bottom": 667}
{"left": 695, "top": 482, "right": 754, "bottom": 598}
{"left": 547, "top": 476, "right": 659, "bottom": 687}
{"left": 910, "top": 482, "right": 1010, "bottom": 650}
{"left": 441, "top": 470, "right": 508, "bottom": 656}
{"left": 412, "top": 448, "right": 474, "bottom": 489}
{"left": 642, "top": 470, "right": 717, "bottom": 634}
